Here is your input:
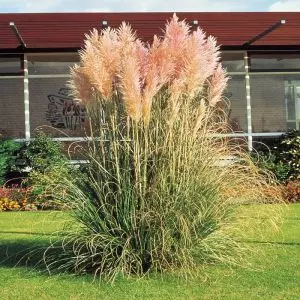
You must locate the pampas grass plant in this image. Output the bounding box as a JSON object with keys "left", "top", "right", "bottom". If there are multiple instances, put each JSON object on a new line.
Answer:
{"left": 35, "top": 14, "right": 282, "bottom": 282}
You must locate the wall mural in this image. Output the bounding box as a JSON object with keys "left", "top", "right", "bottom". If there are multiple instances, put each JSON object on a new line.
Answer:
{"left": 46, "top": 88, "right": 86, "bottom": 130}
{"left": 45, "top": 89, "right": 235, "bottom": 131}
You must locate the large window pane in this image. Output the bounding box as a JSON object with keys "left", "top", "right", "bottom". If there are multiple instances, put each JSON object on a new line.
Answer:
{"left": 250, "top": 75, "right": 300, "bottom": 132}
{"left": 221, "top": 52, "right": 245, "bottom": 73}
{"left": 0, "top": 56, "right": 22, "bottom": 74}
{"left": 28, "top": 53, "right": 79, "bottom": 75}
{"left": 0, "top": 78, "right": 25, "bottom": 138}
{"left": 225, "top": 75, "right": 247, "bottom": 132}
{"left": 250, "top": 53, "right": 300, "bottom": 71}
{"left": 284, "top": 76, "right": 300, "bottom": 130}
{"left": 285, "top": 85, "right": 296, "bottom": 121}
{"left": 29, "top": 78, "right": 87, "bottom": 137}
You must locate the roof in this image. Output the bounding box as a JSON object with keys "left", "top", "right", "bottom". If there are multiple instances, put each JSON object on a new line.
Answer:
{"left": 1, "top": 12, "right": 300, "bottom": 51}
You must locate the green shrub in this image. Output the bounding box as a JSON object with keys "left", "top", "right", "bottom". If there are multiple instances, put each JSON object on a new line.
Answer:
{"left": 5, "top": 133, "right": 76, "bottom": 209}
{"left": 252, "top": 130, "right": 300, "bottom": 183}
{"left": 22, "top": 133, "right": 78, "bottom": 209}
{"left": 29, "top": 162, "right": 83, "bottom": 210}
{"left": 15, "top": 133, "right": 68, "bottom": 173}
{"left": 0, "top": 139, "right": 21, "bottom": 185}
{"left": 251, "top": 152, "right": 291, "bottom": 183}
{"left": 277, "top": 129, "right": 300, "bottom": 181}
{"left": 0, "top": 134, "right": 82, "bottom": 209}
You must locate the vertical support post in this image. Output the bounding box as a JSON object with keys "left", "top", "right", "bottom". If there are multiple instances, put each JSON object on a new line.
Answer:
{"left": 23, "top": 54, "right": 30, "bottom": 141}
{"left": 244, "top": 51, "right": 253, "bottom": 151}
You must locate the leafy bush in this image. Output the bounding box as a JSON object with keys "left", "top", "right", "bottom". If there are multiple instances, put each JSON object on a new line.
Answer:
{"left": 0, "top": 134, "right": 81, "bottom": 210}
{"left": 0, "top": 133, "right": 70, "bottom": 186}
{"left": 38, "top": 15, "right": 282, "bottom": 282}
{"left": 29, "top": 162, "right": 81, "bottom": 210}
{"left": 22, "top": 133, "right": 78, "bottom": 209}
{"left": 251, "top": 152, "right": 290, "bottom": 183}
{"left": 252, "top": 130, "right": 300, "bottom": 183}
{"left": 3, "top": 133, "right": 76, "bottom": 209}
{"left": 277, "top": 129, "right": 300, "bottom": 181}
{"left": 14, "top": 133, "right": 68, "bottom": 173}
{"left": 0, "top": 139, "right": 21, "bottom": 184}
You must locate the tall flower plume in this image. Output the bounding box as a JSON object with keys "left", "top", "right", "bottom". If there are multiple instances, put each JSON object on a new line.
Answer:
{"left": 117, "top": 23, "right": 144, "bottom": 120}
{"left": 69, "top": 65, "right": 94, "bottom": 104}
{"left": 70, "top": 14, "right": 227, "bottom": 122}
{"left": 80, "top": 28, "right": 120, "bottom": 100}
{"left": 207, "top": 63, "right": 228, "bottom": 106}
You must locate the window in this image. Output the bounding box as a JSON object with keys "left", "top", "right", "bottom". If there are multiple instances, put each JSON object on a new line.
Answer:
{"left": 250, "top": 74, "right": 300, "bottom": 132}
{"left": 250, "top": 53, "right": 300, "bottom": 71}
{"left": 285, "top": 80, "right": 300, "bottom": 130}
{"left": 27, "top": 53, "right": 80, "bottom": 75}
{"left": 221, "top": 52, "right": 244, "bottom": 73}
{"left": 0, "top": 56, "right": 22, "bottom": 75}
{"left": 225, "top": 75, "right": 247, "bottom": 132}
{"left": 0, "top": 78, "right": 25, "bottom": 138}
{"left": 29, "top": 77, "right": 86, "bottom": 137}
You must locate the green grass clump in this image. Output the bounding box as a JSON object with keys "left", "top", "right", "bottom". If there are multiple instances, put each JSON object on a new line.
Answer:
{"left": 34, "top": 102, "right": 282, "bottom": 281}
{"left": 28, "top": 17, "right": 283, "bottom": 282}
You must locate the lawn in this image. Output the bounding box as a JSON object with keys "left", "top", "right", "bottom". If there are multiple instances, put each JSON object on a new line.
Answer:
{"left": 0, "top": 204, "right": 299, "bottom": 300}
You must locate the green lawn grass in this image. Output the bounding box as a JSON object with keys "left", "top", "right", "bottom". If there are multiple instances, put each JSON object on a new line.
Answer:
{"left": 0, "top": 205, "right": 299, "bottom": 300}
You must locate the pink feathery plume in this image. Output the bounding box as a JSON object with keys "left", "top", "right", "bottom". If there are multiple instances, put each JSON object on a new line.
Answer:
{"left": 119, "top": 54, "right": 143, "bottom": 121}
{"left": 134, "top": 40, "right": 155, "bottom": 122}
{"left": 117, "top": 22, "right": 137, "bottom": 57}
{"left": 163, "top": 14, "right": 190, "bottom": 80}
{"left": 148, "top": 35, "right": 174, "bottom": 84}
{"left": 207, "top": 63, "right": 228, "bottom": 107}
{"left": 162, "top": 15, "right": 222, "bottom": 103}
{"left": 163, "top": 14, "right": 190, "bottom": 54}
{"left": 118, "top": 22, "right": 136, "bottom": 42}
{"left": 69, "top": 65, "right": 94, "bottom": 104}
{"left": 174, "top": 29, "right": 220, "bottom": 100}
{"left": 116, "top": 23, "right": 143, "bottom": 120}
{"left": 203, "top": 36, "right": 220, "bottom": 79}
{"left": 182, "top": 28, "right": 212, "bottom": 98}
{"left": 135, "top": 39, "right": 149, "bottom": 80}
{"left": 98, "top": 28, "right": 120, "bottom": 98}
{"left": 80, "top": 28, "right": 120, "bottom": 100}
{"left": 141, "top": 35, "right": 175, "bottom": 122}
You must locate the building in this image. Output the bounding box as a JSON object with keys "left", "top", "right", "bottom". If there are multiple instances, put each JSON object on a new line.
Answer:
{"left": 1, "top": 12, "right": 300, "bottom": 150}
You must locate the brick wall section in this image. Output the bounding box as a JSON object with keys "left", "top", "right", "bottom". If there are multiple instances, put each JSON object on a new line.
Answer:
{"left": 0, "top": 78, "right": 25, "bottom": 138}
{"left": 251, "top": 76, "right": 286, "bottom": 132}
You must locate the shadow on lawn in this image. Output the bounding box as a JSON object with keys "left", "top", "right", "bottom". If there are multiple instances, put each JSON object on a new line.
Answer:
{"left": 0, "top": 231, "right": 54, "bottom": 236}
{"left": 0, "top": 238, "right": 104, "bottom": 280}
{"left": 243, "top": 240, "right": 300, "bottom": 246}
{"left": 0, "top": 239, "right": 97, "bottom": 283}
{"left": 0, "top": 238, "right": 63, "bottom": 273}
{"left": 0, "top": 239, "right": 47, "bottom": 268}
